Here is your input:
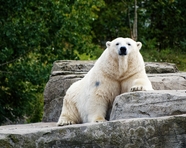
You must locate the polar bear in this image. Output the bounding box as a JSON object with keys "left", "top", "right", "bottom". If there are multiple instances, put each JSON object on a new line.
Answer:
{"left": 57, "top": 37, "right": 153, "bottom": 126}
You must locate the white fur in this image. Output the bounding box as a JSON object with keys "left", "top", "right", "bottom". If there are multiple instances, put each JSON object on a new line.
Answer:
{"left": 57, "top": 37, "right": 153, "bottom": 126}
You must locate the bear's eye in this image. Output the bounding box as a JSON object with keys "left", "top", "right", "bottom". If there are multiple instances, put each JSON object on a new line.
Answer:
{"left": 127, "top": 43, "right": 131, "bottom": 46}
{"left": 116, "top": 43, "right": 119, "bottom": 46}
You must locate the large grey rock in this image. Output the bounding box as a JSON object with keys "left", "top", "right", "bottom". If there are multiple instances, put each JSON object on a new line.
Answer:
{"left": 43, "top": 75, "right": 81, "bottom": 122}
{"left": 110, "top": 90, "right": 186, "bottom": 121}
{"left": 43, "top": 61, "right": 93, "bottom": 122}
{"left": 51, "top": 60, "right": 95, "bottom": 73}
{"left": 43, "top": 60, "right": 186, "bottom": 122}
{"left": 51, "top": 60, "right": 178, "bottom": 74}
{"left": 145, "top": 62, "right": 178, "bottom": 73}
{"left": 0, "top": 114, "right": 186, "bottom": 148}
{"left": 149, "top": 73, "right": 186, "bottom": 90}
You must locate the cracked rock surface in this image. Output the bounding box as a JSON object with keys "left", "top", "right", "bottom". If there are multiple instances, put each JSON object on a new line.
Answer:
{"left": 0, "top": 114, "right": 186, "bottom": 148}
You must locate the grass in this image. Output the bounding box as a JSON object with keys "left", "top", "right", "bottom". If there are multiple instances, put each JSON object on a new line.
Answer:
{"left": 141, "top": 48, "right": 186, "bottom": 72}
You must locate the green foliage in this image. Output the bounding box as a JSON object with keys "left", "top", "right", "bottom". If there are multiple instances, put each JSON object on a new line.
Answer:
{"left": 93, "top": 0, "right": 186, "bottom": 51}
{"left": 92, "top": 0, "right": 130, "bottom": 46}
{"left": 0, "top": 0, "right": 105, "bottom": 125}
{"left": 141, "top": 48, "right": 186, "bottom": 71}
{"left": 141, "top": 39, "right": 186, "bottom": 71}
{"left": 137, "top": 0, "right": 186, "bottom": 50}
{"left": 26, "top": 93, "right": 44, "bottom": 123}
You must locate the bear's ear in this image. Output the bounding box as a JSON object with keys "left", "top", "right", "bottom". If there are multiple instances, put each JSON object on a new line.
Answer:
{"left": 106, "top": 41, "right": 111, "bottom": 48}
{"left": 136, "top": 42, "right": 142, "bottom": 50}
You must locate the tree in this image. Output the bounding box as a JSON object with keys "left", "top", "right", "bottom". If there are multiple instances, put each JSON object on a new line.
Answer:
{"left": 93, "top": 0, "right": 186, "bottom": 50}
{"left": 132, "top": 0, "right": 138, "bottom": 41}
{"left": 92, "top": 0, "right": 130, "bottom": 47}
{"left": 92, "top": 0, "right": 139, "bottom": 44}
{"left": 0, "top": 0, "right": 105, "bottom": 125}
{"left": 138, "top": 0, "right": 186, "bottom": 50}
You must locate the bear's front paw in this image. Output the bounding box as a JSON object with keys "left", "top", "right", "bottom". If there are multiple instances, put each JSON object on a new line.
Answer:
{"left": 130, "top": 86, "right": 146, "bottom": 92}
{"left": 57, "top": 117, "right": 76, "bottom": 126}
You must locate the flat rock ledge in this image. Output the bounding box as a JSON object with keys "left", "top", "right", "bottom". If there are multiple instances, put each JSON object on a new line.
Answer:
{"left": 1, "top": 90, "right": 186, "bottom": 148}
{"left": 0, "top": 115, "right": 186, "bottom": 148}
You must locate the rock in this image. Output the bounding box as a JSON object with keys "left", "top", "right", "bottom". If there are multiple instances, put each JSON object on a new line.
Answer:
{"left": 149, "top": 73, "right": 186, "bottom": 90}
{"left": 51, "top": 60, "right": 95, "bottom": 73}
{"left": 1, "top": 114, "right": 186, "bottom": 148}
{"left": 42, "top": 60, "right": 94, "bottom": 122}
{"left": 43, "top": 60, "right": 186, "bottom": 122}
{"left": 110, "top": 90, "right": 186, "bottom": 121}
{"left": 145, "top": 62, "right": 178, "bottom": 73}
{"left": 43, "top": 75, "right": 81, "bottom": 122}
{"left": 51, "top": 60, "right": 178, "bottom": 74}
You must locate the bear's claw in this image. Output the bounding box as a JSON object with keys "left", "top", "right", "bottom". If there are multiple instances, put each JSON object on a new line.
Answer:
{"left": 57, "top": 118, "right": 76, "bottom": 126}
{"left": 130, "top": 86, "right": 146, "bottom": 92}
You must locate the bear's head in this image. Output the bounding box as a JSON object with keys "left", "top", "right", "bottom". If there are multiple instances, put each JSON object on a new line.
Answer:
{"left": 106, "top": 37, "right": 142, "bottom": 56}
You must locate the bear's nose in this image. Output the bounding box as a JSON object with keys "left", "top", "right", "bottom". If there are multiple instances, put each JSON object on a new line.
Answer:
{"left": 119, "top": 46, "right": 127, "bottom": 55}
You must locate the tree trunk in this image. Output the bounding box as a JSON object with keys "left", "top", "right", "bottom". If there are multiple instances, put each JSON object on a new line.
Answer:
{"left": 133, "top": 0, "right": 138, "bottom": 41}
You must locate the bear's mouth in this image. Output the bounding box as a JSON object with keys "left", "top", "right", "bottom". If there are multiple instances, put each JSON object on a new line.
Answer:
{"left": 119, "top": 46, "right": 127, "bottom": 56}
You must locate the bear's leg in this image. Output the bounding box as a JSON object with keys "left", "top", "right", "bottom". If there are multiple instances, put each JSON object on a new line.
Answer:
{"left": 130, "top": 78, "right": 153, "bottom": 91}
{"left": 121, "top": 74, "right": 153, "bottom": 92}
{"left": 57, "top": 98, "right": 81, "bottom": 126}
{"left": 87, "top": 101, "right": 107, "bottom": 123}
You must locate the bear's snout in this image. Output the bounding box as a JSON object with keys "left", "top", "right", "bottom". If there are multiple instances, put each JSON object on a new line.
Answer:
{"left": 119, "top": 46, "right": 127, "bottom": 56}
